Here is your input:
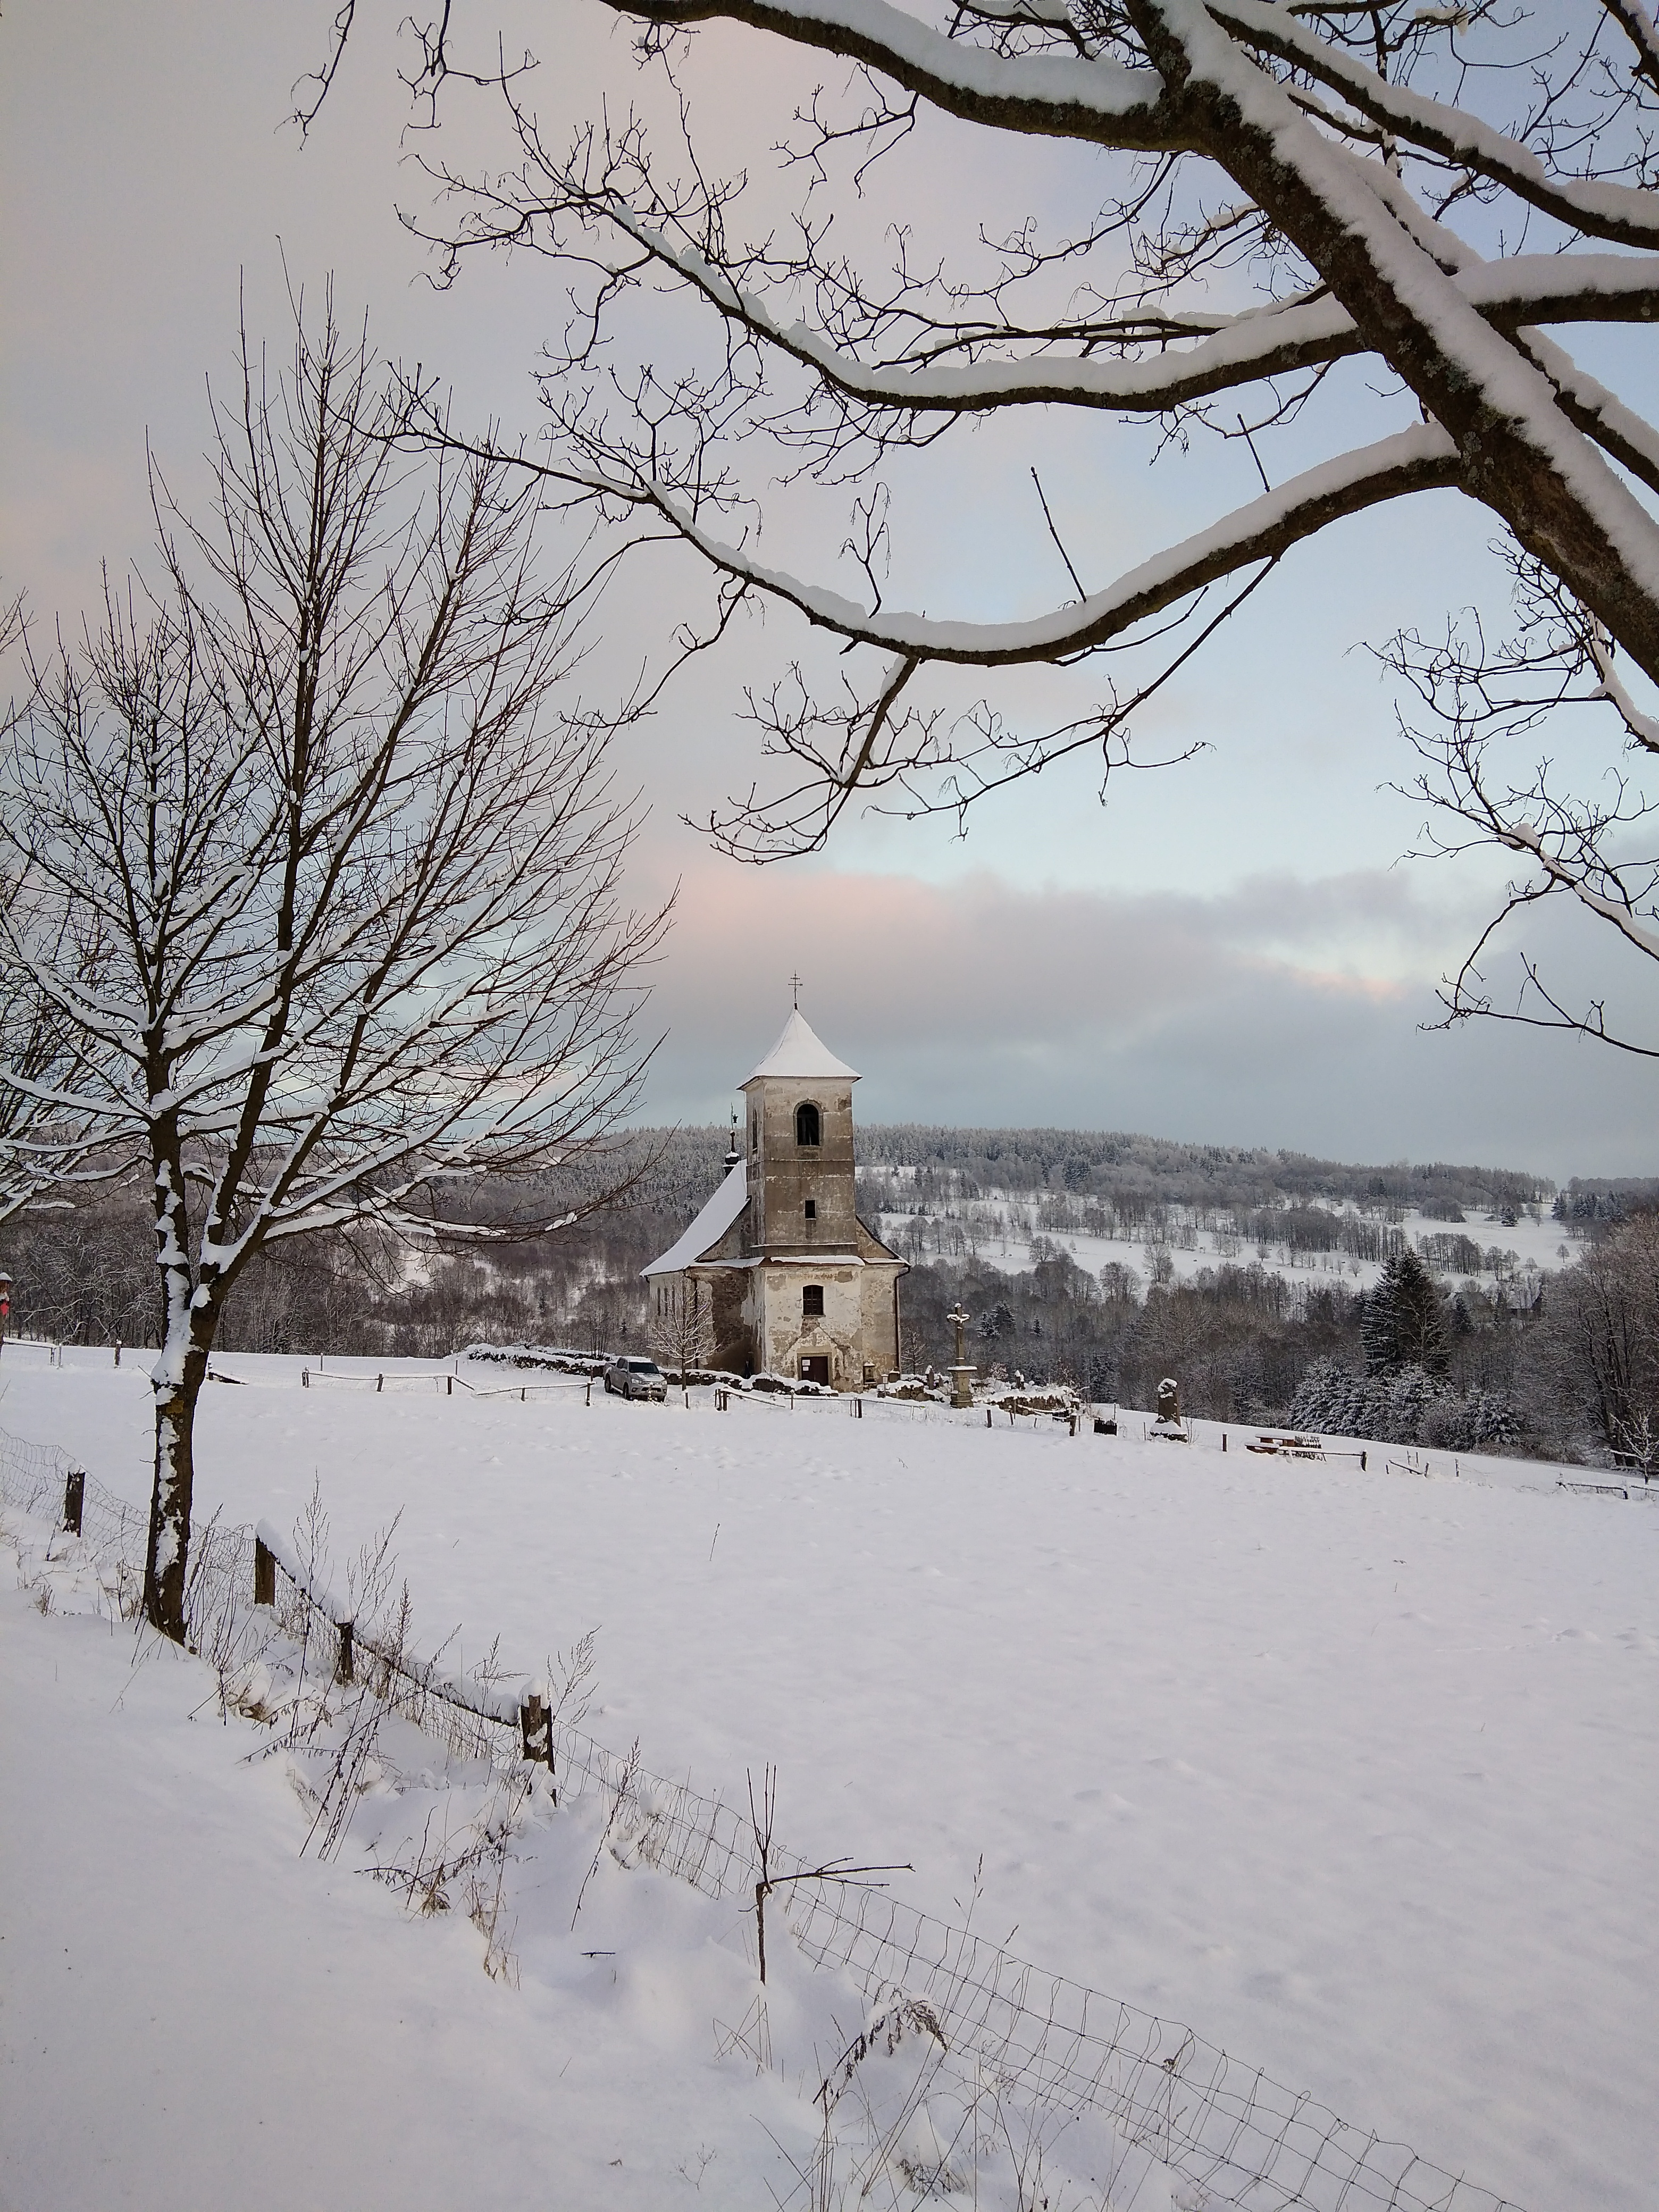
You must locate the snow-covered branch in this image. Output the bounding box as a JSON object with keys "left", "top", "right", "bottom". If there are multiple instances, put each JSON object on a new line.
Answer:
{"left": 1208, "top": 0, "right": 1659, "bottom": 249}
{"left": 632, "top": 422, "right": 1459, "bottom": 662}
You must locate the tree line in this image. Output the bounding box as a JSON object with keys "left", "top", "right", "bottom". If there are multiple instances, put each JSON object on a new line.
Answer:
{"left": 895, "top": 1227, "right": 1659, "bottom": 1469}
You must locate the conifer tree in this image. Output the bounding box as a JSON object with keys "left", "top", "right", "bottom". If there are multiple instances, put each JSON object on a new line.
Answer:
{"left": 1362, "top": 1254, "right": 1449, "bottom": 1376}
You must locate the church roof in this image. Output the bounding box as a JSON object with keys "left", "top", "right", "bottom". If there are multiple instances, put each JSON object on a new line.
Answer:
{"left": 642, "top": 1158, "right": 749, "bottom": 1277}
{"left": 743, "top": 1009, "right": 860, "bottom": 1085}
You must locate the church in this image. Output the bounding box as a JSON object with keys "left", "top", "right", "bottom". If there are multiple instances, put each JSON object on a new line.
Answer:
{"left": 643, "top": 1010, "right": 907, "bottom": 1386}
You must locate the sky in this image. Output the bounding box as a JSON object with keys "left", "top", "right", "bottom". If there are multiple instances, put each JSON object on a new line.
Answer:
{"left": 4, "top": 1, "right": 1657, "bottom": 1180}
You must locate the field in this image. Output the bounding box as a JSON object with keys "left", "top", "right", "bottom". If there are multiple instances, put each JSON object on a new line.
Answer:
{"left": 2, "top": 1343, "right": 1655, "bottom": 2210}
{"left": 873, "top": 1192, "right": 1567, "bottom": 1300}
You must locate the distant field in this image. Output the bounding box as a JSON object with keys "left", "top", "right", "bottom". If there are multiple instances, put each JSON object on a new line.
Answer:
{"left": 874, "top": 1192, "right": 1569, "bottom": 1297}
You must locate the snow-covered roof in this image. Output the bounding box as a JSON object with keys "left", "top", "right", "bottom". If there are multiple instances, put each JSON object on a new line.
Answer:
{"left": 642, "top": 1160, "right": 749, "bottom": 1277}
{"left": 743, "top": 1009, "right": 859, "bottom": 1085}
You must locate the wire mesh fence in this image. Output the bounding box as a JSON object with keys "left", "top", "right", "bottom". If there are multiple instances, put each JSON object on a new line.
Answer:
{"left": 0, "top": 1424, "right": 1525, "bottom": 2212}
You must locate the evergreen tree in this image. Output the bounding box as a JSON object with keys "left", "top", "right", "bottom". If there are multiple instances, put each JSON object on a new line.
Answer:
{"left": 1362, "top": 1254, "right": 1449, "bottom": 1375}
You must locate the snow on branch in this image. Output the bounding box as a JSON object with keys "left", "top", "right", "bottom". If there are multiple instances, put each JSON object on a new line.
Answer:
{"left": 592, "top": 0, "right": 1174, "bottom": 136}
{"left": 1209, "top": 0, "right": 1659, "bottom": 248}
{"left": 633, "top": 422, "right": 1460, "bottom": 664}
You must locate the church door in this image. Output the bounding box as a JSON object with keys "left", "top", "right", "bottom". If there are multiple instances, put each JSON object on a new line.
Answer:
{"left": 799, "top": 1355, "right": 831, "bottom": 1384}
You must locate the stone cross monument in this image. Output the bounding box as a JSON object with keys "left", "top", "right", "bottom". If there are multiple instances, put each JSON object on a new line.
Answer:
{"left": 947, "top": 1303, "right": 975, "bottom": 1409}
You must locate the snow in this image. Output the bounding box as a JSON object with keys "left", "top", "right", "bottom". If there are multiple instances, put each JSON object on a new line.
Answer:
{"left": 3, "top": 1346, "right": 1655, "bottom": 2210}
{"left": 0, "top": 1521, "right": 848, "bottom": 2212}
{"left": 643, "top": 1158, "right": 750, "bottom": 1275}
{"left": 875, "top": 1189, "right": 1568, "bottom": 1296}
{"left": 743, "top": 1008, "right": 861, "bottom": 1084}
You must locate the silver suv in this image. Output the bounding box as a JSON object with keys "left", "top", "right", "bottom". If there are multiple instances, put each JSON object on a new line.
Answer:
{"left": 604, "top": 1355, "right": 668, "bottom": 1402}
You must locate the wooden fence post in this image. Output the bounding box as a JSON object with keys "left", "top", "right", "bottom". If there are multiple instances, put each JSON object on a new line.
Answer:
{"left": 63, "top": 1468, "right": 85, "bottom": 1536}
{"left": 376, "top": 1373, "right": 384, "bottom": 1394}
{"left": 301, "top": 1368, "right": 310, "bottom": 1389}
{"left": 336, "top": 1619, "right": 355, "bottom": 1686}
{"left": 520, "top": 1688, "right": 554, "bottom": 1770}
{"left": 113, "top": 1342, "right": 121, "bottom": 1368}
{"left": 446, "top": 1374, "right": 453, "bottom": 1397}
{"left": 253, "top": 1535, "right": 276, "bottom": 1606}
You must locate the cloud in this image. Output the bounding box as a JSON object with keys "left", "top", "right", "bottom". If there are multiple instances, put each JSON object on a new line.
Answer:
{"left": 636, "top": 859, "right": 1659, "bottom": 1176}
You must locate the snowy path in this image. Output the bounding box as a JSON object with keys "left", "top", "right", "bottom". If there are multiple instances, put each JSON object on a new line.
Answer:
{"left": 3, "top": 1346, "right": 1655, "bottom": 2209}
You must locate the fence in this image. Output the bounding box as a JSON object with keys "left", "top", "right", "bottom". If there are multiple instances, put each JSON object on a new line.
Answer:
{"left": 0, "top": 1424, "right": 1525, "bottom": 2212}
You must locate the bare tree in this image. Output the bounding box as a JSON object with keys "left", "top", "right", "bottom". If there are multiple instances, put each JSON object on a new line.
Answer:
{"left": 0, "top": 593, "right": 120, "bottom": 1228}
{"left": 648, "top": 1273, "right": 716, "bottom": 1379}
{"left": 0, "top": 297, "right": 669, "bottom": 1640}
{"left": 304, "top": 0, "right": 1659, "bottom": 1046}
{"left": 0, "top": 908, "right": 115, "bottom": 1228}
{"left": 1385, "top": 546, "right": 1659, "bottom": 1054}
{"left": 1541, "top": 1210, "right": 1659, "bottom": 1460}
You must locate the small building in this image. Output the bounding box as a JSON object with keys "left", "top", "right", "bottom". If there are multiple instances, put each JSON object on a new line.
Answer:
{"left": 643, "top": 1010, "right": 906, "bottom": 1386}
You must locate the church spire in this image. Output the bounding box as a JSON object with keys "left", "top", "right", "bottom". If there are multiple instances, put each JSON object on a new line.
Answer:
{"left": 743, "top": 1008, "right": 859, "bottom": 1085}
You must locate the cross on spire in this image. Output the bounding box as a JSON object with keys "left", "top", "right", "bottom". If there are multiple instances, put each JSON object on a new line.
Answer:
{"left": 789, "top": 971, "right": 803, "bottom": 1008}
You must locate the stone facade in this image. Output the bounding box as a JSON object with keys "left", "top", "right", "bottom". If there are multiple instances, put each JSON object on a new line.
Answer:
{"left": 643, "top": 1011, "right": 906, "bottom": 1388}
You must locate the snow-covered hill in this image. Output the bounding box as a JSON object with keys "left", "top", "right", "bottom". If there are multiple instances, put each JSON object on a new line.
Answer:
{"left": 874, "top": 1179, "right": 1570, "bottom": 1298}
{"left": 3, "top": 1345, "right": 1653, "bottom": 2210}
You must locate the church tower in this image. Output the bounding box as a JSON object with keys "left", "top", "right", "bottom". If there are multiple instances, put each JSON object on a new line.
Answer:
{"left": 741, "top": 1008, "right": 861, "bottom": 1256}
{"left": 643, "top": 1008, "right": 906, "bottom": 1386}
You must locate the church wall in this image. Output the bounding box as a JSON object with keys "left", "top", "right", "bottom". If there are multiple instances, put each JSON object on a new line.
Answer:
{"left": 705, "top": 1267, "right": 756, "bottom": 1376}
{"left": 859, "top": 1262, "right": 904, "bottom": 1378}
{"left": 761, "top": 1263, "right": 861, "bottom": 1386}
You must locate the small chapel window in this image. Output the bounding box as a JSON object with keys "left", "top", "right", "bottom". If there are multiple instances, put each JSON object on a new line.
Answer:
{"left": 803, "top": 1199, "right": 817, "bottom": 1221}
{"left": 795, "top": 1101, "right": 821, "bottom": 1147}
{"left": 802, "top": 1284, "right": 825, "bottom": 1317}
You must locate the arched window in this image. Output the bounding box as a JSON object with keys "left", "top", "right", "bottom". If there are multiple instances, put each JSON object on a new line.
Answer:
{"left": 795, "top": 1101, "right": 821, "bottom": 1147}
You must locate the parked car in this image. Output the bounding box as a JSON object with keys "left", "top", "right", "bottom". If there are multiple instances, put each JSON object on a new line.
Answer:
{"left": 604, "top": 1355, "right": 667, "bottom": 1402}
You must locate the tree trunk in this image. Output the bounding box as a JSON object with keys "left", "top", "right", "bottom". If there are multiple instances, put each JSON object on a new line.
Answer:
{"left": 143, "top": 1317, "right": 214, "bottom": 1641}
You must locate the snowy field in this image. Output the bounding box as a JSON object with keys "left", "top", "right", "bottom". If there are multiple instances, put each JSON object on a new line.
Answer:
{"left": 875, "top": 1199, "right": 1569, "bottom": 1298}
{"left": 3, "top": 1343, "right": 1655, "bottom": 2210}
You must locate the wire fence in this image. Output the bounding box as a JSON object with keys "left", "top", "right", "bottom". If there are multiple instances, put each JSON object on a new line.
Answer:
{"left": 0, "top": 1424, "right": 1525, "bottom": 2212}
